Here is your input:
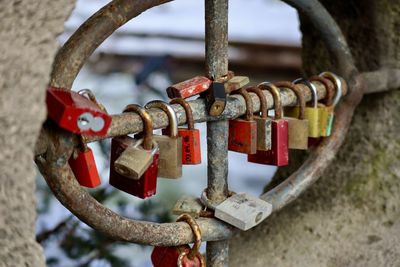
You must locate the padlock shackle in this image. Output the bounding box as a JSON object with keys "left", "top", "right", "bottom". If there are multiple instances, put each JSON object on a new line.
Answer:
{"left": 235, "top": 88, "right": 254, "bottom": 121}
{"left": 123, "top": 104, "right": 154, "bottom": 150}
{"left": 78, "top": 89, "right": 108, "bottom": 113}
{"left": 309, "top": 76, "right": 335, "bottom": 107}
{"left": 320, "top": 71, "right": 343, "bottom": 107}
{"left": 275, "top": 81, "right": 306, "bottom": 120}
{"left": 145, "top": 100, "right": 178, "bottom": 137}
{"left": 176, "top": 214, "right": 202, "bottom": 260}
{"left": 293, "top": 78, "right": 318, "bottom": 109}
{"left": 246, "top": 86, "right": 268, "bottom": 119}
{"left": 257, "top": 82, "right": 283, "bottom": 120}
{"left": 170, "top": 98, "right": 195, "bottom": 130}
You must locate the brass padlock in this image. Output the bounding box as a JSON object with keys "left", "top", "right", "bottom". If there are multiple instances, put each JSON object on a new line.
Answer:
{"left": 277, "top": 81, "right": 309, "bottom": 150}
{"left": 114, "top": 105, "right": 159, "bottom": 180}
{"left": 145, "top": 100, "right": 182, "bottom": 179}
{"left": 288, "top": 79, "right": 320, "bottom": 138}
{"left": 247, "top": 86, "right": 271, "bottom": 151}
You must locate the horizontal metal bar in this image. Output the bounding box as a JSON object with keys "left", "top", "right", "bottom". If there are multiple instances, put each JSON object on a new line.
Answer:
{"left": 361, "top": 68, "right": 400, "bottom": 94}
{"left": 84, "top": 79, "right": 346, "bottom": 143}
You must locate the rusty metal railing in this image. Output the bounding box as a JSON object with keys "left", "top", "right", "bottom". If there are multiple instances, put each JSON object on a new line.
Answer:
{"left": 34, "top": 0, "right": 400, "bottom": 266}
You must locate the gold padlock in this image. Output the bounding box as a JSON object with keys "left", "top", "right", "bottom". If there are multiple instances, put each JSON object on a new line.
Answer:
{"left": 277, "top": 81, "right": 309, "bottom": 150}
{"left": 145, "top": 100, "right": 182, "bottom": 179}
{"left": 114, "top": 104, "right": 159, "bottom": 180}
{"left": 289, "top": 78, "right": 320, "bottom": 138}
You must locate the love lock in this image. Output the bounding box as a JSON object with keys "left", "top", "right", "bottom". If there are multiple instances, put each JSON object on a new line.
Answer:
{"left": 46, "top": 88, "right": 111, "bottom": 136}
{"left": 214, "top": 193, "right": 272, "bottom": 231}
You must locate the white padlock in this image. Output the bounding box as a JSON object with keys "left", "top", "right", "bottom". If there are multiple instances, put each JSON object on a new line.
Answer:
{"left": 214, "top": 193, "right": 272, "bottom": 231}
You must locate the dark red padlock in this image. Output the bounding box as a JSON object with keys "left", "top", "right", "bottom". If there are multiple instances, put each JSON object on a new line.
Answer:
{"left": 248, "top": 83, "right": 289, "bottom": 166}
{"left": 68, "top": 137, "right": 101, "bottom": 188}
{"left": 169, "top": 98, "right": 201, "bottom": 165}
{"left": 166, "top": 76, "right": 212, "bottom": 99}
{"left": 109, "top": 105, "right": 159, "bottom": 199}
{"left": 46, "top": 87, "right": 112, "bottom": 136}
{"left": 228, "top": 88, "right": 257, "bottom": 154}
{"left": 151, "top": 214, "right": 205, "bottom": 267}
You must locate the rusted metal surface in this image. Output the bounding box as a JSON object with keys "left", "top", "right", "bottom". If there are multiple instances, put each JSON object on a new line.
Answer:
{"left": 361, "top": 68, "right": 400, "bottom": 94}
{"left": 204, "top": 0, "right": 230, "bottom": 265}
{"left": 34, "top": 0, "right": 374, "bottom": 252}
{"left": 50, "top": 0, "right": 173, "bottom": 89}
{"left": 282, "top": 0, "right": 357, "bottom": 79}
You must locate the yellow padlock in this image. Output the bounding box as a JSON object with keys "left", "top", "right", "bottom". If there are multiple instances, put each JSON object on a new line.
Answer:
{"left": 286, "top": 78, "right": 320, "bottom": 138}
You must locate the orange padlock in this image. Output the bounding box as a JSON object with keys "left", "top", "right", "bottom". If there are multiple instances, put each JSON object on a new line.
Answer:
{"left": 68, "top": 136, "right": 101, "bottom": 188}
{"left": 228, "top": 88, "right": 257, "bottom": 154}
{"left": 170, "top": 98, "right": 201, "bottom": 165}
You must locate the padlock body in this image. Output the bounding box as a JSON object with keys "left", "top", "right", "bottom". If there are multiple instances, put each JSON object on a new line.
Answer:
{"left": 178, "top": 128, "right": 201, "bottom": 165}
{"left": 154, "top": 135, "right": 182, "bottom": 178}
{"left": 172, "top": 196, "right": 204, "bottom": 217}
{"left": 248, "top": 119, "right": 289, "bottom": 166}
{"left": 286, "top": 117, "right": 309, "bottom": 150}
{"left": 114, "top": 145, "right": 154, "bottom": 179}
{"left": 254, "top": 116, "right": 272, "bottom": 151}
{"left": 285, "top": 106, "right": 319, "bottom": 138}
{"left": 109, "top": 136, "right": 158, "bottom": 199}
{"left": 151, "top": 245, "right": 202, "bottom": 267}
{"left": 46, "top": 87, "right": 112, "bottom": 136}
{"left": 69, "top": 148, "right": 101, "bottom": 188}
{"left": 166, "top": 76, "right": 211, "bottom": 99}
{"left": 318, "top": 104, "right": 334, "bottom": 137}
{"left": 228, "top": 119, "right": 257, "bottom": 154}
{"left": 224, "top": 76, "right": 249, "bottom": 94}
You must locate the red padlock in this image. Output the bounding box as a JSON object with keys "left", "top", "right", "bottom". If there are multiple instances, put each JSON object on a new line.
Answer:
{"left": 46, "top": 87, "right": 112, "bottom": 136}
{"left": 248, "top": 83, "right": 289, "bottom": 166}
{"left": 166, "top": 76, "right": 211, "bottom": 99}
{"left": 228, "top": 88, "right": 257, "bottom": 154}
{"left": 68, "top": 136, "right": 101, "bottom": 188}
{"left": 151, "top": 214, "right": 205, "bottom": 267}
{"left": 109, "top": 105, "right": 159, "bottom": 199}
{"left": 169, "top": 98, "right": 201, "bottom": 165}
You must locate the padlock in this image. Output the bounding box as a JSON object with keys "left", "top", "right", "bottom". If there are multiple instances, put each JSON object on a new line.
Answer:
{"left": 166, "top": 76, "right": 211, "bottom": 99}
{"left": 248, "top": 83, "right": 289, "bottom": 166}
{"left": 224, "top": 76, "right": 250, "bottom": 94}
{"left": 168, "top": 98, "right": 201, "bottom": 165}
{"left": 46, "top": 87, "right": 112, "bottom": 136}
{"left": 114, "top": 139, "right": 159, "bottom": 180}
{"left": 109, "top": 105, "right": 159, "bottom": 199}
{"left": 214, "top": 193, "right": 272, "bottom": 231}
{"left": 317, "top": 72, "right": 343, "bottom": 136}
{"left": 145, "top": 100, "right": 182, "bottom": 179}
{"left": 205, "top": 71, "right": 234, "bottom": 116}
{"left": 277, "top": 81, "right": 309, "bottom": 150}
{"left": 246, "top": 86, "right": 272, "bottom": 151}
{"left": 172, "top": 196, "right": 213, "bottom": 218}
{"left": 68, "top": 136, "right": 101, "bottom": 188}
{"left": 151, "top": 214, "right": 205, "bottom": 267}
{"left": 286, "top": 79, "right": 320, "bottom": 138}
{"left": 228, "top": 88, "right": 257, "bottom": 154}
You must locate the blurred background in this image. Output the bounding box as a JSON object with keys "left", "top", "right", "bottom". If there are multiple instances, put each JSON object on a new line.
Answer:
{"left": 36, "top": 0, "right": 302, "bottom": 266}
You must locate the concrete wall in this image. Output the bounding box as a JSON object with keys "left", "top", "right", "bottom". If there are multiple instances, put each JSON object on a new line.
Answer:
{"left": 0, "top": 1, "right": 75, "bottom": 266}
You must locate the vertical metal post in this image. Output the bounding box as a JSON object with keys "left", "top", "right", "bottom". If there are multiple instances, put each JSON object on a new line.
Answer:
{"left": 205, "top": 0, "right": 229, "bottom": 266}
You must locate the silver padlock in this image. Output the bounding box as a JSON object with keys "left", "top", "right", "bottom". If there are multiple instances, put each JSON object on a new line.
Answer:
{"left": 214, "top": 193, "right": 272, "bottom": 231}
{"left": 114, "top": 139, "right": 159, "bottom": 180}
{"left": 145, "top": 100, "right": 182, "bottom": 179}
